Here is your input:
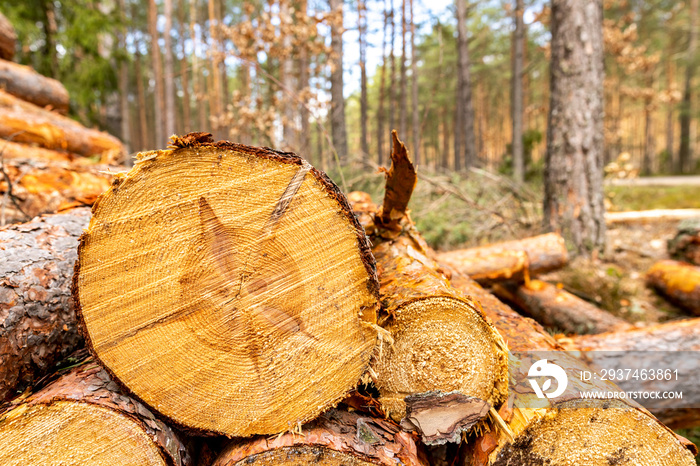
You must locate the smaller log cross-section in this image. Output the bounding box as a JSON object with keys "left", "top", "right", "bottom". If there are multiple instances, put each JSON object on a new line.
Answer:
{"left": 74, "top": 133, "right": 380, "bottom": 437}
{"left": 0, "top": 364, "right": 192, "bottom": 466}
{"left": 348, "top": 132, "right": 509, "bottom": 445}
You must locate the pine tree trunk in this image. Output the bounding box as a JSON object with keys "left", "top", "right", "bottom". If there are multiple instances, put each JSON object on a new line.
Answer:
{"left": 544, "top": 0, "right": 606, "bottom": 256}
{"left": 212, "top": 408, "right": 427, "bottom": 466}
{"left": 281, "top": 0, "right": 296, "bottom": 150}
{"left": 148, "top": 0, "right": 165, "bottom": 147}
{"left": 493, "top": 279, "right": 631, "bottom": 335}
{"left": 679, "top": 0, "right": 698, "bottom": 174}
{"left": 410, "top": 0, "right": 419, "bottom": 165}
{"left": 0, "top": 90, "right": 125, "bottom": 161}
{"left": 0, "top": 209, "right": 90, "bottom": 403}
{"left": 435, "top": 233, "right": 569, "bottom": 286}
{"left": 0, "top": 60, "right": 69, "bottom": 114}
{"left": 73, "top": 133, "right": 379, "bottom": 437}
{"left": 446, "top": 274, "right": 696, "bottom": 465}
{"left": 190, "top": 0, "right": 208, "bottom": 133}
{"left": 297, "top": 0, "right": 310, "bottom": 155}
{"left": 376, "top": 0, "right": 388, "bottom": 167}
{"left": 135, "top": 51, "right": 150, "bottom": 150}
{"left": 208, "top": 0, "right": 223, "bottom": 138}
{"left": 178, "top": 0, "right": 191, "bottom": 134}
{"left": 163, "top": 0, "right": 176, "bottom": 138}
{"left": 0, "top": 12, "right": 16, "bottom": 61}
{"left": 511, "top": 0, "right": 524, "bottom": 182}
{"left": 0, "top": 364, "right": 192, "bottom": 465}
{"left": 455, "top": 0, "right": 476, "bottom": 171}
{"left": 329, "top": 0, "right": 348, "bottom": 160}
{"left": 359, "top": 0, "right": 369, "bottom": 158}
{"left": 388, "top": 4, "right": 396, "bottom": 136}
{"left": 399, "top": 0, "right": 408, "bottom": 138}
{"left": 117, "top": 0, "right": 131, "bottom": 153}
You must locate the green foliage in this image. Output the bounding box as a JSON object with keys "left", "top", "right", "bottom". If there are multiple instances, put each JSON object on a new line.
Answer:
{"left": 607, "top": 185, "right": 700, "bottom": 211}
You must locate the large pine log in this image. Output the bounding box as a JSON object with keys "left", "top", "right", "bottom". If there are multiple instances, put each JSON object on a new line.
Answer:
{"left": 74, "top": 133, "right": 380, "bottom": 437}
{"left": 0, "top": 89, "right": 125, "bottom": 162}
{"left": 1, "top": 138, "right": 84, "bottom": 164}
{"left": 493, "top": 279, "right": 631, "bottom": 334}
{"left": 569, "top": 319, "right": 700, "bottom": 429}
{"left": 211, "top": 408, "right": 428, "bottom": 466}
{"left": 0, "top": 59, "right": 70, "bottom": 114}
{"left": 347, "top": 133, "right": 509, "bottom": 444}
{"left": 435, "top": 233, "right": 568, "bottom": 286}
{"left": 446, "top": 273, "right": 696, "bottom": 465}
{"left": 646, "top": 260, "right": 700, "bottom": 315}
{"left": 0, "top": 13, "right": 15, "bottom": 61}
{"left": 1, "top": 157, "right": 116, "bottom": 225}
{"left": 0, "top": 208, "right": 90, "bottom": 403}
{"left": 0, "top": 364, "right": 192, "bottom": 465}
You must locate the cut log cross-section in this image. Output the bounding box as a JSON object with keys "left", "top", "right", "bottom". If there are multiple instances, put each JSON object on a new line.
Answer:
{"left": 74, "top": 133, "right": 379, "bottom": 437}
{"left": 0, "top": 59, "right": 70, "bottom": 114}
{"left": 0, "top": 364, "right": 192, "bottom": 466}
{"left": 348, "top": 132, "right": 509, "bottom": 445}
{"left": 0, "top": 208, "right": 90, "bottom": 403}
{"left": 436, "top": 233, "right": 568, "bottom": 286}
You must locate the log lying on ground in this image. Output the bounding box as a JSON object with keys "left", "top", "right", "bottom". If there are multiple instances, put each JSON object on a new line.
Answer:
{"left": 74, "top": 133, "right": 379, "bottom": 437}
{"left": 0, "top": 138, "right": 85, "bottom": 164}
{"left": 212, "top": 408, "right": 427, "bottom": 466}
{"left": 0, "top": 13, "right": 15, "bottom": 61}
{"left": 606, "top": 209, "right": 700, "bottom": 225}
{"left": 347, "top": 133, "right": 509, "bottom": 445}
{"left": 435, "top": 233, "right": 568, "bottom": 286}
{"left": 0, "top": 89, "right": 125, "bottom": 162}
{"left": 1, "top": 157, "right": 116, "bottom": 225}
{"left": 493, "top": 279, "right": 631, "bottom": 335}
{"left": 446, "top": 273, "right": 696, "bottom": 465}
{"left": 0, "top": 364, "right": 192, "bottom": 465}
{"left": 668, "top": 218, "right": 700, "bottom": 266}
{"left": 0, "top": 208, "right": 90, "bottom": 403}
{"left": 566, "top": 319, "right": 700, "bottom": 429}
{"left": 0, "top": 60, "right": 70, "bottom": 114}
{"left": 646, "top": 260, "right": 700, "bottom": 315}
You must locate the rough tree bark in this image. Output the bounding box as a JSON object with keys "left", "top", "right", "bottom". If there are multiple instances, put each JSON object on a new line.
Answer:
{"left": 329, "top": 0, "right": 347, "bottom": 161}
{"left": 493, "top": 279, "right": 631, "bottom": 335}
{"left": 0, "top": 12, "right": 16, "bottom": 61}
{"left": 212, "top": 408, "right": 428, "bottom": 466}
{"left": 74, "top": 133, "right": 379, "bottom": 437}
{"left": 544, "top": 0, "right": 606, "bottom": 256}
{"left": 435, "top": 233, "right": 568, "bottom": 286}
{"left": 454, "top": 0, "right": 476, "bottom": 171}
{"left": 0, "top": 90, "right": 126, "bottom": 161}
{"left": 646, "top": 260, "right": 700, "bottom": 315}
{"left": 0, "top": 209, "right": 90, "bottom": 403}
{"left": 0, "top": 364, "right": 192, "bottom": 465}
{"left": 0, "top": 60, "right": 70, "bottom": 114}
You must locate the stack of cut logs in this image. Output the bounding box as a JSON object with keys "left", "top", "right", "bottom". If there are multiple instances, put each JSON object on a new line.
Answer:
{"left": 0, "top": 12, "right": 125, "bottom": 226}
{"left": 1, "top": 127, "right": 698, "bottom": 466}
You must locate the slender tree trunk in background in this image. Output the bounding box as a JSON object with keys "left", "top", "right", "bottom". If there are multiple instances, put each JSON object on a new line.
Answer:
{"left": 442, "top": 107, "right": 450, "bottom": 169}
{"left": 359, "top": 0, "right": 369, "bottom": 158}
{"left": 376, "top": 0, "right": 389, "bottom": 167}
{"left": 190, "top": 0, "right": 207, "bottom": 132}
{"left": 410, "top": 0, "right": 419, "bottom": 164}
{"left": 455, "top": 0, "right": 476, "bottom": 172}
{"left": 39, "top": 0, "right": 59, "bottom": 78}
{"left": 117, "top": 0, "right": 131, "bottom": 153}
{"left": 544, "top": 0, "right": 606, "bottom": 257}
{"left": 218, "top": 0, "right": 228, "bottom": 135}
{"left": 679, "top": 0, "right": 698, "bottom": 174}
{"left": 389, "top": 2, "right": 396, "bottom": 135}
{"left": 329, "top": 0, "right": 348, "bottom": 161}
{"left": 208, "top": 0, "right": 222, "bottom": 137}
{"left": 399, "top": 0, "right": 408, "bottom": 138}
{"left": 454, "top": 83, "right": 463, "bottom": 171}
{"left": 296, "top": 0, "right": 310, "bottom": 155}
{"left": 148, "top": 0, "right": 165, "bottom": 147}
{"left": 178, "top": 0, "right": 191, "bottom": 133}
{"left": 281, "top": 0, "right": 296, "bottom": 150}
{"left": 135, "top": 51, "right": 149, "bottom": 150}
{"left": 667, "top": 55, "right": 676, "bottom": 173}
{"left": 512, "top": 0, "right": 524, "bottom": 182}
{"left": 163, "top": 0, "right": 176, "bottom": 138}
{"left": 643, "top": 70, "right": 655, "bottom": 176}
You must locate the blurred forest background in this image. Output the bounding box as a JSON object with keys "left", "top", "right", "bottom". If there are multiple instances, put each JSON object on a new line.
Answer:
{"left": 2, "top": 0, "right": 698, "bottom": 177}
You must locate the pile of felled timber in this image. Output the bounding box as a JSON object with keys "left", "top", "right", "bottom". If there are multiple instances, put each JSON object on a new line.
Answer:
{"left": 0, "top": 130, "right": 697, "bottom": 466}
{"left": 0, "top": 12, "right": 125, "bottom": 226}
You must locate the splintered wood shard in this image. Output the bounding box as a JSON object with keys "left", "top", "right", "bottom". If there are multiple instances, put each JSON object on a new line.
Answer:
{"left": 74, "top": 135, "right": 379, "bottom": 437}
